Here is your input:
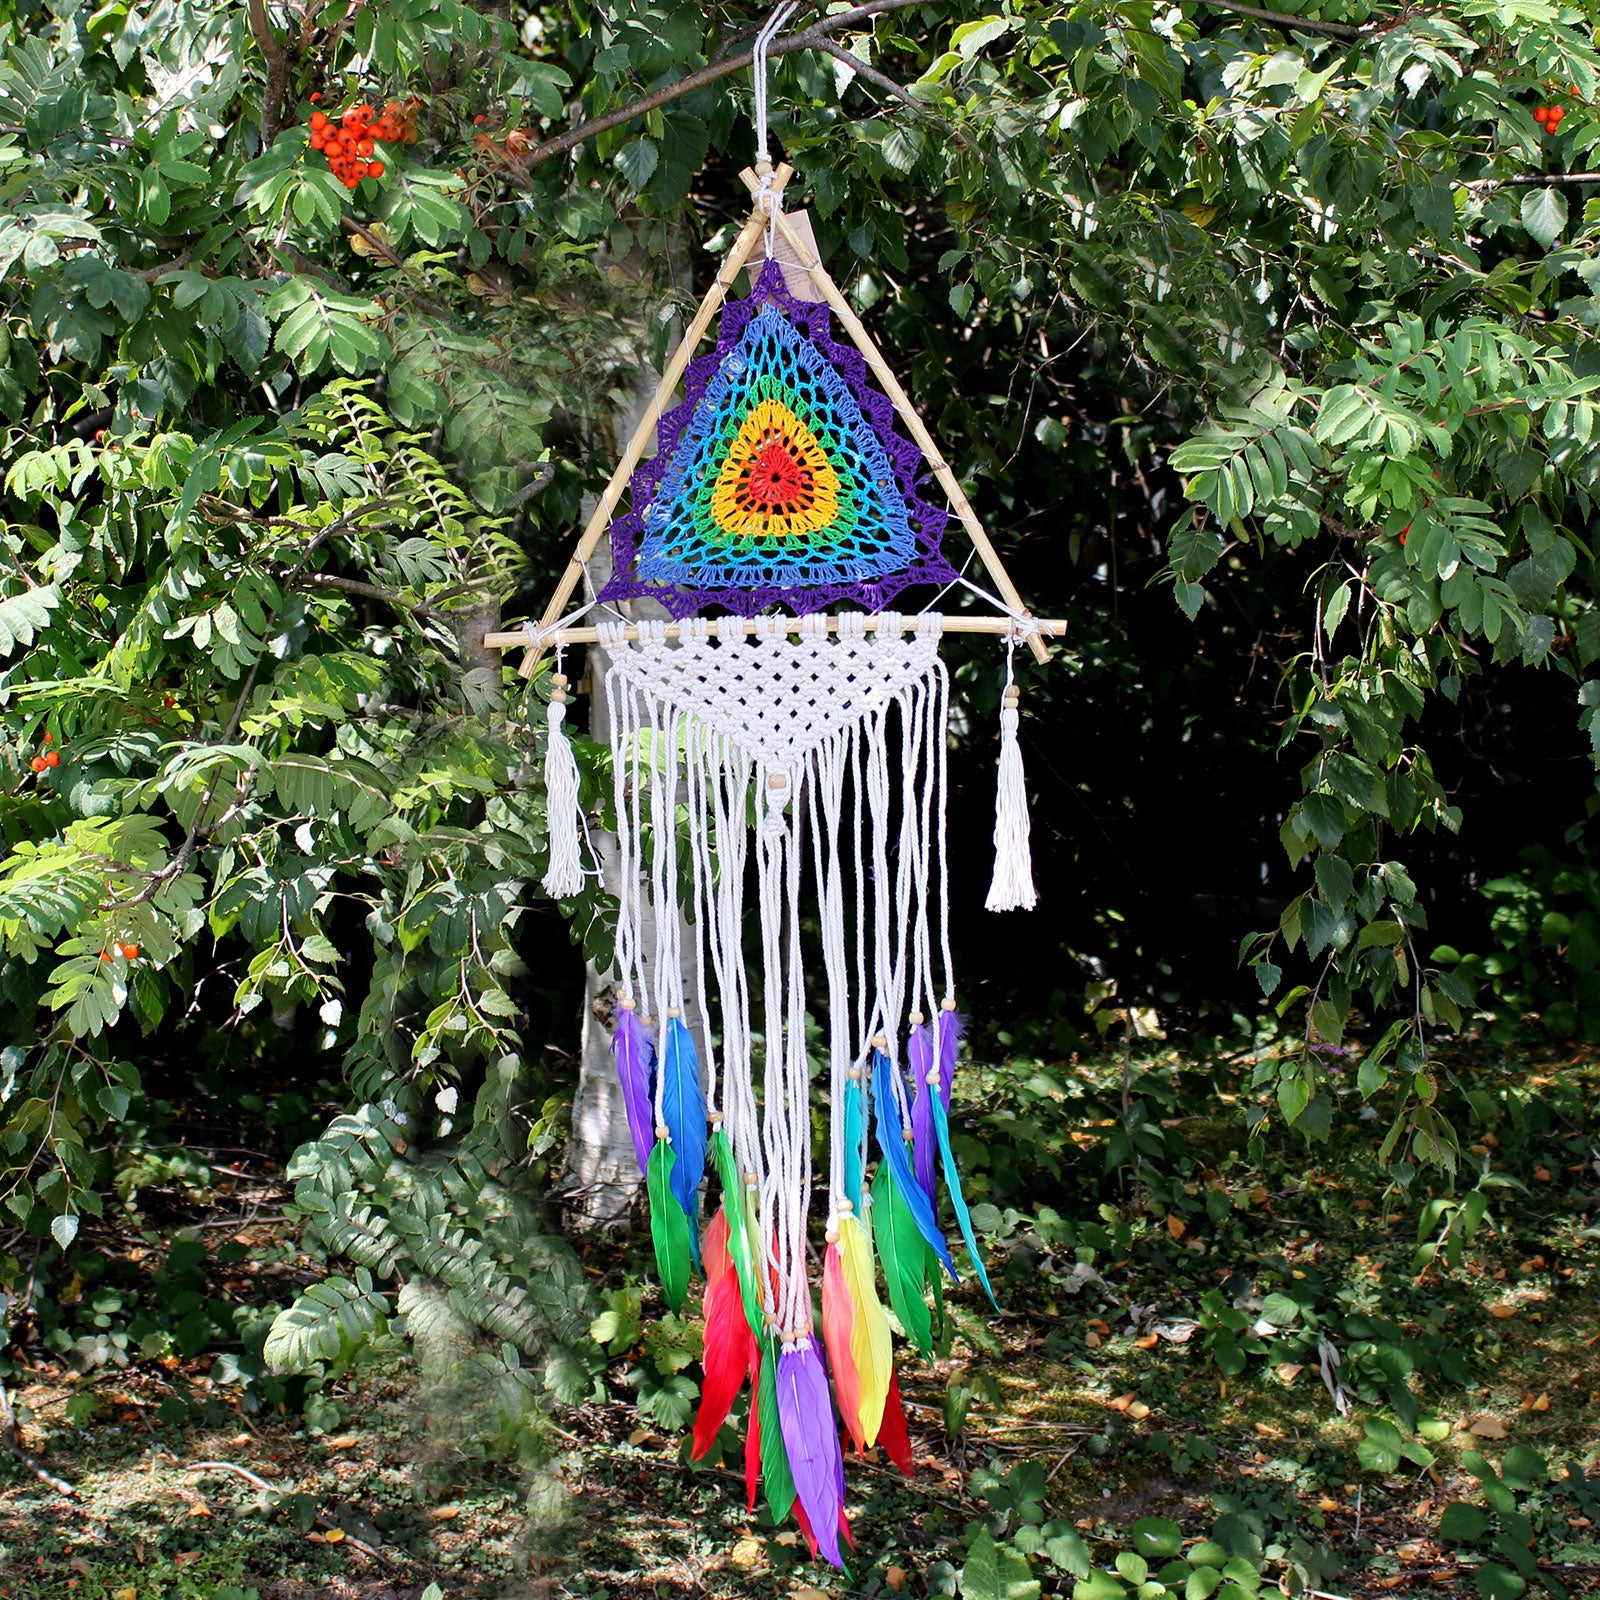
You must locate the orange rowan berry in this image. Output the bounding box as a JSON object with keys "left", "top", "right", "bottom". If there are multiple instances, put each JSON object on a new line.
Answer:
{"left": 369, "top": 160, "right": 385, "bottom": 178}
{"left": 311, "top": 111, "right": 327, "bottom": 130}
{"left": 43, "top": 751, "right": 59, "bottom": 768}
{"left": 118, "top": 943, "right": 139, "bottom": 960}
{"left": 29, "top": 756, "right": 44, "bottom": 772}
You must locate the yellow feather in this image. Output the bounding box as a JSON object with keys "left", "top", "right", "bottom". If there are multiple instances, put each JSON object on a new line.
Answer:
{"left": 839, "top": 1214, "right": 892, "bottom": 1444}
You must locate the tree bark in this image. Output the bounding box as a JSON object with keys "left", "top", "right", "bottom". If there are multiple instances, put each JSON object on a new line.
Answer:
{"left": 562, "top": 232, "right": 704, "bottom": 1233}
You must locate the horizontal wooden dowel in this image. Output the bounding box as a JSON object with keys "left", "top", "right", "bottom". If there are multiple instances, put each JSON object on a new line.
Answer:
{"left": 486, "top": 615, "right": 1068, "bottom": 649}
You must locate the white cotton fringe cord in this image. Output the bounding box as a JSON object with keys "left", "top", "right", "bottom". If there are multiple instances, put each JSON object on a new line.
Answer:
{"left": 985, "top": 651, "right": 1038, "bottom": 913}
{"left": 599, "top": 612, "right": 949, "bottom": 1333}
{"left": 541, "top": 670, "right": 587, "bottom": 899}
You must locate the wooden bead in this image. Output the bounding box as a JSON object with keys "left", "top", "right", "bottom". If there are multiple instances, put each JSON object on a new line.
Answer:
{"left": 551, "top": 672, "right": 568, "bottom": 687}
{"left": 909, "top": 1010, "right": 924, "bottom": 1025}
{"left": 941, "top": 997, "right": 958, "bottom": 1011}
{"left": 550, "top": 689, "right": 567, "bottom": 704}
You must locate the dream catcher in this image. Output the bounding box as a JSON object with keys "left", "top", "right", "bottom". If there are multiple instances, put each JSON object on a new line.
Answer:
{"left": 487, "top": 15, "right": 1064, "bottom": 1566}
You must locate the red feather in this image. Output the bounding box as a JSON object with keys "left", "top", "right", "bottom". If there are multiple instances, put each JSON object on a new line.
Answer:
{"left": 794, "top": 1500, "right": 858, "bottom": 1559}
{"left": 691, "top": 1242, "right": 754, "bottom": 1459}
{"left": 878, "top": 1365, "right": 915, "bottom": 1478}
{"left": 745, "top": 1343, "right": 762, "bottom": 1512}
{"left": 703, "top": 1206, "right": 730, "bottom": 1291}
{"left": 794, "top": 1498, "right": 819, "bottom": 1559}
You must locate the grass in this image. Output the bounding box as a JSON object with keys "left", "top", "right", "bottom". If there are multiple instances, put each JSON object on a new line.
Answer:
{"left": 1, "top": 1041, "right": 1597, "bottom": 1599}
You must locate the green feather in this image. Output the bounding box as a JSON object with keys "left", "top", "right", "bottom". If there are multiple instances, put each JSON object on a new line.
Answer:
{"left": 872, "top": 1165, "right": 934, "bottom": 1357}
{"left": 710, "top": 1129, "right": 762, "bottom": 1334}
{"left": 647, "top": 1140, "right": 691, "bottom": 1312}
{"left": 929, "top": 1239, "right": 947, "bottom": 1347}
{"left": 757, "top": 1333, "right": 797, "bottom": 1525}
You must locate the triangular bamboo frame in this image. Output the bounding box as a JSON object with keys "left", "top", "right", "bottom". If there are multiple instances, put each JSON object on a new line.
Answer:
{"left": 487, "top": 163, "right": 1056, "bottom": 675}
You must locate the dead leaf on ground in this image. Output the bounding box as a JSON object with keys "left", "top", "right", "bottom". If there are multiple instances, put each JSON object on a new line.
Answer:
{"left": 1166, "top": 1214, "right": 1186, "bottom": 1239}
{"left": 1487, "top": 1303, "right": 1517, "bottom": 1319}
{"left": 1524, "top": 1393, "right": 1550, "bottom": 1412}
{"left": 1254, "top": 1421, "right": 1282, "bottom": 1437}
{"left": 1469, "top": 1416, "right": 1508, "bottom": 1439}
{"left": 1133, "top": 1333, "right": 1160, "bottom": 1349}
{"left": 885, "top": 1568, "right": 908, "bottom": 1592}
{"left": 327, "top": 1434, "right": 359, "bottom": 1449}
{"left": 1276, "top": 1363, "right": 1305, "bottom": 1385}
{"left": 1085, "top": 1331, "right": 1102, "bottom": 1348}
{"left": 1317, "top": 1496, "right": 1339, "bottom": 1512}
{"left": 1125, "top": 1401, "right": 1151, "bottom": 1421}
{"left": 1107, "top": 1393, "right": 1136, "bottom": 1412}
{"left": 429, "top": 1505, "right": 462, "bottom": 1521}
{"left": 324, "top": 1528, "right": 346, "bottom": 1543}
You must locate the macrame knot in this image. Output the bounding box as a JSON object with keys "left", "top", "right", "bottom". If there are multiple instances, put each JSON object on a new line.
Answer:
{"left": 541, "top": 668, "right": 586, "bottom": 899}
{"left": 985, "top": 675, "right": 1038, "bottom": 912}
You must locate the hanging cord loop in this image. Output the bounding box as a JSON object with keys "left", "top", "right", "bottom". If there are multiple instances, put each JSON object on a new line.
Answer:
{"left": 752, "top": 1, "right": 801, "bottom": 170}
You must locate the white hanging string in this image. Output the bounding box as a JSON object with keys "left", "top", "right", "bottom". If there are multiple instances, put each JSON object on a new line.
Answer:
{"left": 751, "top": 1, "right": 800, "bottom": 166}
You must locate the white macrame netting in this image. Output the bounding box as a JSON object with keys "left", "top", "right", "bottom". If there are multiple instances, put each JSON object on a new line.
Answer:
{"left": 600, "top": 611, "right": 954, "bottom": 1337}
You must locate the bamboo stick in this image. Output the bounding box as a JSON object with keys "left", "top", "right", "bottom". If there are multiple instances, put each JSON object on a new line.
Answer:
{"left": 514, "top": 163, "right": 794, "bottom": 678}
{"left": 762, "top": 204, "right": 1050, "bottom": 664}
{"left": 487, "top": 615, "right": 1067, "bottom": 649}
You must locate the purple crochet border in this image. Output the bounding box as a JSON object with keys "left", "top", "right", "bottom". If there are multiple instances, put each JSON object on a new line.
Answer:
{"left": 597, "top": 259, "right": 957, "bottom": 618}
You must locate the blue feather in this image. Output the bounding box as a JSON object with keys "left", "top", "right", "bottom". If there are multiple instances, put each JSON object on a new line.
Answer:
{"left": 929, "top": 1089, "right": 998, "bottom": 1309}
{"left": 842, "top": 1073, "right": 865, "bottom": 1212}
{"left": 871, "top": 1050, "right": 956, "bottom": 1279}
{"left": 662, "top": 1016, "right": 706, "bottom": 1266}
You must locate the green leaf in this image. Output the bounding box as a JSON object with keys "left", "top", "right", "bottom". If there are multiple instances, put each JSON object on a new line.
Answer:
{"left": 1129, "top": 1518, "right": 1185, "bottom": 1560}
{"left": 1521, "top": 187, "right": 1567, "bottom": 249}
{"left": 1440, "top": 1502, "right": 1490, "bottom": 1542}
{"left": 1072, "top": 1574, "right": 1129, "bottom": 1600}
{"left": 615, "top": 138, "right": 659, "bottom": 189}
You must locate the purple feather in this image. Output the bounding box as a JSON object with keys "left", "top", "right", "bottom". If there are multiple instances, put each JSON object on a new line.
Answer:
{"left": 776, "top": 1338, "right": 844, "bottom": 1567}
{"left": 612, "top": 1006, "right": 656, "bottom": 1174}
{"left": 908, "top": 1023, "right": 937, "bottom": 1203}
{"left": 936, "top": 1007, "right": 966, "bottom": 1112}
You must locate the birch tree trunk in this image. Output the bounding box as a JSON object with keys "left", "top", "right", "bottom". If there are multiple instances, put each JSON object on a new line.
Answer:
{"left": 563, "top": 240, "right": 701, "bottom": 1231}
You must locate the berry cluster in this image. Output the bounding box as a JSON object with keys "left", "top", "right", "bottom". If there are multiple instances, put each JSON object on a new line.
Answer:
{"left": 1535, "top": 84, "right": 1580, "bottom": 134}
{"left": 307, "top": 99, "right": 419, "bottom": 189}
{"left": 28, "top": 731, "right": 60, "bottom": 773}
{"left": 101, "top": 942, "right": 140, "bottom": 962}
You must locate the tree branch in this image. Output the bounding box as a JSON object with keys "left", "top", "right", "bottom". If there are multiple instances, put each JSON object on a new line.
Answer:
{"left": 1462, "top": 171, "right": 1600, "bottom": 189}
{"left": 816, "top": 37, "right": 978, "bottom": 153}
{"left": 1193, "top": 0, "right": 1370, "bottom": 40}
{"left": 509, "top": 0, "right": 931, "bottom": 177}
{"left": 246, "top": 0, "right": 292, "bottom": 143}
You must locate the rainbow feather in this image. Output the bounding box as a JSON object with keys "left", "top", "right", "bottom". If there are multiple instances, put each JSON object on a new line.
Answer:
{"left": 820, "top": 1241, "right": 865, "bottom": 1452}
{"left": 647, "top": 1141, "right": 691, "bottom": 1311}
{"left": 930, "top": 1089, "right": 999, "bottom": 1310}
{"left": 756, "top": 1333, "right": 797, "bottom": 1525}
{"left": 611, "top": 1006, "right": 655, "bottom": 1173}
{"left": 872, "top": 1162, "right": 935, "bottom": 1357}
{"left": 936, "top": 1006, "right": 965, "bottom": 1111}
{"left": 660, "top": 1016, "right": 706, "bottom": 1264}
{"left": 710, "top": 1128, "right": 763, "bottom": 1336}
{"left": 871, "top": 1049, "right": 956, "bottom": 1278}
{"left": 776, "top": 1338, "right": 844, "bottom": 1567}
{"left": 908, "top": 1021, "right": 937, "bottom": 1202}
{"left": 842, "top": 1072, "right": 866, "bottom": 1210}
{"left": 691, "top": 1209, "right": 754, "bottom": 1459}
{"left": 838, "top": 1213, "right": 891, "bottom": 1445}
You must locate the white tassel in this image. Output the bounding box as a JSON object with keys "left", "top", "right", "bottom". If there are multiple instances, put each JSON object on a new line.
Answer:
{"left": 542, "top": 673, "right": 586, "bottom": 899}
{"left": 985, "top": 683, "right": 1037, "bottom": 912}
